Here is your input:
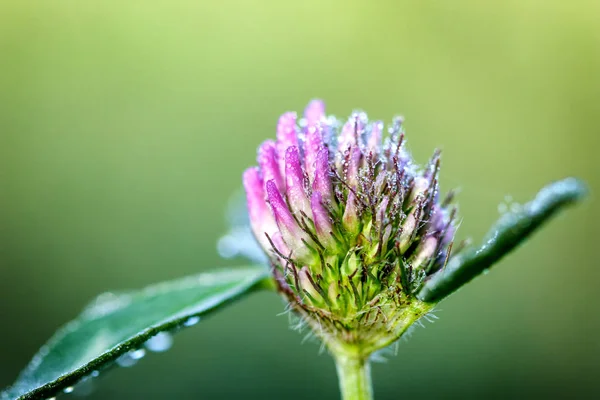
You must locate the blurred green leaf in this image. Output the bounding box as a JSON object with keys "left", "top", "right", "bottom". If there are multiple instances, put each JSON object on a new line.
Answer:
{"left": 419, "top": 178, "right": 588, "bottom": 303}
{"left": 2, "top": 267, "right": 272, "bottom": 400}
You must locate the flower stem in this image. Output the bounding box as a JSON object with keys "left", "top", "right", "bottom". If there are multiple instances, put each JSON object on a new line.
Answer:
{"left": 334, "top": 351, "right": 373, "bottom": 400}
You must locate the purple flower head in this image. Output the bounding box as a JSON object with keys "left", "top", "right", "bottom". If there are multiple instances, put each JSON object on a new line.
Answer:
{"left": 243, "top": 100, "right": 458, "bottom": 351}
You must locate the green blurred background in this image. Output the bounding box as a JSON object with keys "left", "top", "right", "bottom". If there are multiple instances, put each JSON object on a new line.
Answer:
{"left": 1, "top": 1, "right": 598, "bottom": 399}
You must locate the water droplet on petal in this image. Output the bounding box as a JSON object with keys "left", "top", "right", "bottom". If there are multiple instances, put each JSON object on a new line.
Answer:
{"left": 145, "top": 332, "right": 174, "bottom": 353}
{"left": 183, "top": 316, "right": 200, "bottom": 327}
{"left": 63, "top": 386, "right": 74, "bottom": 394}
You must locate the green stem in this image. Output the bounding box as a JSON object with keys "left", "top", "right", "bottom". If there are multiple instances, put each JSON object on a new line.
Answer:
{"left": 334, "top": 351, "right": 373, "bottom": 400}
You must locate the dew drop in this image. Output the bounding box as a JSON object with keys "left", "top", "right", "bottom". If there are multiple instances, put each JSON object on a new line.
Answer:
{"left": 83, "top": 292, "right": 131, "bottom": 319}
{"left": 217, "top": 235, "right": 237, "bottom": 258}
{"left": 183, "top": 316, "right": 200, "bottom": 327}
{"left": 63, "top": 386, "right": 74, "bottom": 394}
{"left": 116, "top": 350, "right": 144, "bottom": 368}
{"left": 130, "top": 349, "right": 146, "bottom": 360}
{"left": 510, "top": 203, "right": 522, "bottom": 213}
{"left": 72, "top": 376, "right": 95, "bottom": 397}
{"left": 145, "top": 332, "right": 174, "bottom": 353}
{"left": 497, "top": 203, "right": 508, "bottom": 214}
{"left": 116, "top": 355, "right": 137, "bottom": 368}
{"left": 91, "top": 371, "right": 100, "bottom": 378}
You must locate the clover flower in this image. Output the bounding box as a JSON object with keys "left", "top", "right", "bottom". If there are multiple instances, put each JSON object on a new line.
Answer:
{"left": 244, "top": 100, "right": 457, "bottom": 354}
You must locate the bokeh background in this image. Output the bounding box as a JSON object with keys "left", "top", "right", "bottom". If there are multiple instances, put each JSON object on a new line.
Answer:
{"left": 1, "top": 1, "right": 598, "bottom": 399}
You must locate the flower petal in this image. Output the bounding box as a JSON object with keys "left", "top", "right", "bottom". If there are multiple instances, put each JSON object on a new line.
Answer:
{"left": 285, "top": 146, "right": 311, "bottom": 216}
{"left": 312, "top": 148, "right": 333, "bottom": 204}
{"left": 304, "top": 99, "right": 326, "bottom": 128}
{"left": 266, "top": 179, "right": 304, "bottom": 251}
{"left": 243, "top": 167, "right": 277, "bottom": 250}
{"left": 258, "top": 140, "right": 284, "bottom": 192}
{"left": 304, "top": 126, "right": 324, "bottom": 183}
{"left": 276, "top": 112, "right": 299, "bottom": 177}
{"left": 367, "top": 121, "right": 383, "bottom": 156}
{"left": 311, "top": 191, "right": 334, "bottom": 248}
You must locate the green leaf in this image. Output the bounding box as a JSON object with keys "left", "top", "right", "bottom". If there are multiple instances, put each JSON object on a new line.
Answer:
{"left": 419, "top": 178, "right": 587, "bottom": 303}
{"left": 2, "top": 267, "right": 273, "bottom": 400}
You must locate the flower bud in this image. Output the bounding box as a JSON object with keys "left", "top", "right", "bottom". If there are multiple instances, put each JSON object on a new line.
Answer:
{"left": 243, "top": 100, "right": 457, "bottom": 354}
{"left": 413, "top": 236, "right": 438, "bottom": 270}
{"left": 285, "top": 146, "right": 310, "bottom": 217}
{"left": 299, "top": 266, "right": 322, "bottom": 305}
{"left": 243, "top": 167, "right": 277, "bottom": 252}
{"left": 398, "top": 212, "right": 418, "bottom": 253}
{"left": 310, "top": 191, "right": 335, "bottom": 248}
